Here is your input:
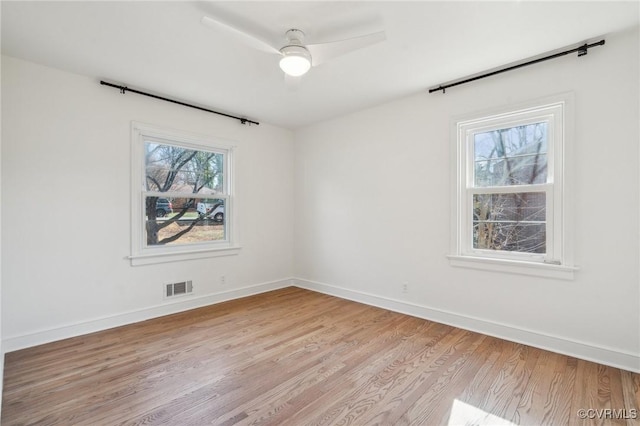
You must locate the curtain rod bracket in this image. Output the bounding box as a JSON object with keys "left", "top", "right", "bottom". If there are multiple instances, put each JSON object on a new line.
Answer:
{"left": 577, "top": 43, "right": 588, "bottom": 57}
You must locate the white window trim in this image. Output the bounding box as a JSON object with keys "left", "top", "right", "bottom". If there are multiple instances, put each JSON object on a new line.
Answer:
{"left": 449, "top": 93, "right": 577, "bottom": 280}
{"left": 129, "top": 122, "right": 240, "bottom": 266}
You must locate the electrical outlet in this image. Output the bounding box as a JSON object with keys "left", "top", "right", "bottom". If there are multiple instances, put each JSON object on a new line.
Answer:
{"left": 220, "top": 275, "right": 226, "bottom": 285}
{"left": 402, "top": 281, "right": 409, "bottom": 294}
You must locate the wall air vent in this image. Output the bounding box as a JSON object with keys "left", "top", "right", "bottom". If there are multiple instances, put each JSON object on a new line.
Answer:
{"left": 165, "top": 280, "right": 193, "bottom": 298}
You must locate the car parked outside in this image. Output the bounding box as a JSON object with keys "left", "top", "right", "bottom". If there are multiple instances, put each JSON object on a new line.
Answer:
{"left": 155, "top": 198, "right": 173, "bottom": 217}
{"left": 196, "top": 201, "right": 224, "bottom": 222}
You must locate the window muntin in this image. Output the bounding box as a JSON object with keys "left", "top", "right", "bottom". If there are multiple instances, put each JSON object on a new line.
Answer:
{"left": 454, "top": 99, "right": 567, "bottom": 267}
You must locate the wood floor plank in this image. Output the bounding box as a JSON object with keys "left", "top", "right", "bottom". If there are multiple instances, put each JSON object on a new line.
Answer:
{"left": 2, "top": 287, "right": 639, "bottom": 426}
{"left": 511, "top": 349, "right": 560, "bottom": 425}
{"left": 246, "top": 315, "right": 444, "bottom": 425}
{"left": 298, "top": 327, "right": 478, "bottom": 425}
{"left": 401, "top": 335, "right": 503, "bottom": 425}
{"left": 621, "top": 370, "right": 640, "bottom": 426}
{"left": 371, "top": 332, "right": 488, "bottom": 425}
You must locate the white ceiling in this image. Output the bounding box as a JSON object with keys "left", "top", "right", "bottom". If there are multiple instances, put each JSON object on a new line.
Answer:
{"left": 2, "top": 1, "right": 638, "bottom": 129}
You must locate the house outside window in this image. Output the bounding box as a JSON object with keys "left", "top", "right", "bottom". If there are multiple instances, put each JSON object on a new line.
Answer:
{"left": 130, "top": 122, "right": 239, "bottom": 265}
{"left": 449, "top": 94, "right": 576, "bottom": 279}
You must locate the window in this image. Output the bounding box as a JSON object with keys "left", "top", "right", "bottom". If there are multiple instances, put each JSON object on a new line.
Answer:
{"left": 449, "top": 95, "right": 575, "bottom": 279}
{"left": 130, "top": 122, "right": 239, "bottom": 265}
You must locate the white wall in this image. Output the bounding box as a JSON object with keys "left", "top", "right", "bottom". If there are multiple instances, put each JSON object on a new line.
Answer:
{"left": 1, "top": 56, "right": 295, "bottom": 350}
{"left": 294, "top": 26, "right": 640, "bottom": 372}
{"left": 2, "top": 27, "right": 638, "bottom": 375}
{"left": 0, "top": 52, "right": 4, "bottom": 412}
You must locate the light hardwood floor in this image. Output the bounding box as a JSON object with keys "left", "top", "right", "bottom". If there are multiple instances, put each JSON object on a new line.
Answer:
{"left": 2, "top": 287, "right": 639, "bottom": 425}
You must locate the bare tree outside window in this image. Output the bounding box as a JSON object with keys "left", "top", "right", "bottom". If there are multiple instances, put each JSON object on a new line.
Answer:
{"left": 472, "top": 123, "right": 547, "bottom": 253}
{"left": 144, "top": 142, "right": 226, "bottom": 246}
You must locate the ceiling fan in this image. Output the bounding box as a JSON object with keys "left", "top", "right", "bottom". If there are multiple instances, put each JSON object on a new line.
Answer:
{"left": 201, "top": 15, "right": 386, "bottom": 82}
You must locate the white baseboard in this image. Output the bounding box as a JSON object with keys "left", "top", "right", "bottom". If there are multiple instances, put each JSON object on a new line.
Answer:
{"left": 5, "top": 277, "right": 638, "bottom": 374}
{"left": 3, "top": 278, "right": 294, "bottom": 353}
{"left": 293, "top": 278, "right": 640, "bottom": 374}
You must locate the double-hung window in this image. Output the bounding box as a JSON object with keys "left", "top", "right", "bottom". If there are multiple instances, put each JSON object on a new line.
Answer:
{"left": 130, "top": 122, "right": 239, "bottom": 265}
{"left": 450, "top": 95, "right": 575, "bottom": 279}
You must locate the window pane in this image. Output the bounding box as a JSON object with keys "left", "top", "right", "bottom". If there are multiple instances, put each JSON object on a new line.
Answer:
{"left": 145, "top": 197, "right": 225, "bottom": 246}
{"left": 474, "top": 123, "right": 547, "bottom": 186}
{"left": 473, "top": 192, "right": 545, "bottom": 253}
{"left": 145, "top": 141, "right": 224, "bottom": 194}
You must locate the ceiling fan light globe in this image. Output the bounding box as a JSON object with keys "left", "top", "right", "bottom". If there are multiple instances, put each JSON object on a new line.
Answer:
{"left": 279, "top": 45, "right": 312, "bottom": 77}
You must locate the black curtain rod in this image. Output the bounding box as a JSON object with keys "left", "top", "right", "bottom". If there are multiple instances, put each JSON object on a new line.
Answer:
{"left": 429, "top": 39, "right": 605, "bottom": 94}
{"left": 100, "top": 81, "right": 259, "bottom": 126}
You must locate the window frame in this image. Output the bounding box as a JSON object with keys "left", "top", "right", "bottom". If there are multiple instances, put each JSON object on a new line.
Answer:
{"left": 129, "top": 122, "right": 240, "bottom": 266}
{"left": 448, "top": 94, "right": 576, "bottom": 279}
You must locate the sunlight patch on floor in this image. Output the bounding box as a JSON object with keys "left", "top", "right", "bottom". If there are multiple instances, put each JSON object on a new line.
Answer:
{"left": 448, "top": 399, "right": 517, "bottom": 426}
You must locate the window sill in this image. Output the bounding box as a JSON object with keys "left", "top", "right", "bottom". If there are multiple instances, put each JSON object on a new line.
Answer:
{"left": 129, "top": 246, "right": 241, "bottom": 266}
{"left": 447, "top": 255, "right": 578, "bottom": 280}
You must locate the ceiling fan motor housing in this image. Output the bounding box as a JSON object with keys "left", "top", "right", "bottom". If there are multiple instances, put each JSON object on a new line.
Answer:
{"left": 279, "top": 30, "right": 312, "bottom": 76}
{"left": 284, "top": 29, "right": 306, "bottom": 45}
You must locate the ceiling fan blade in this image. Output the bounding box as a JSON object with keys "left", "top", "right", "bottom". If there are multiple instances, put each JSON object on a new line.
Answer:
{"left": 306, "top": 31, "right": 386, "bottom": 66}
{"left": 201, "top": 16, "right": 281, "bottom": 55}
{"left": 284, "top": 74, "right": 302, "bottom": 91}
